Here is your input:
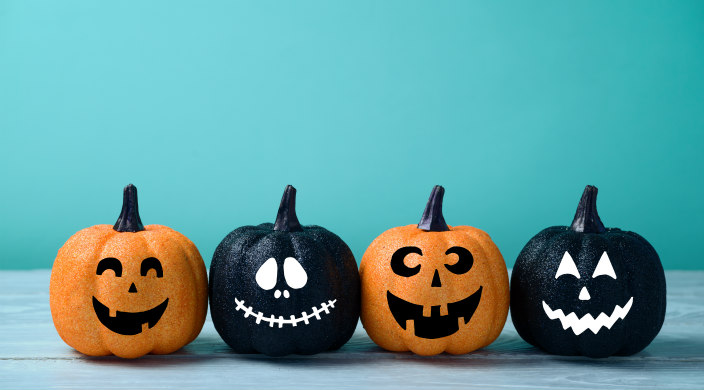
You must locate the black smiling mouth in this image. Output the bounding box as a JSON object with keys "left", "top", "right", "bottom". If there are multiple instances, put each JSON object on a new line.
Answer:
{"left": 92, "top": 297, "right": 169, "bottom": 335}
{"left": 387, "top": 287, "right": 482, "bottom": 339}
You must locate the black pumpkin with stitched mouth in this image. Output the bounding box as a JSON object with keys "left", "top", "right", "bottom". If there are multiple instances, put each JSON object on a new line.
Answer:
{"left": 209, "top": 185, "right": 360, "bottom": 356}
{"left": 387, "top": 287, "right": 482, "bottom": 339}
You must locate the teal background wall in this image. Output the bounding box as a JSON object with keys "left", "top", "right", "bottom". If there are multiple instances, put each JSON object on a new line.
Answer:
{"left": 1, "top": 1, "right": 702, "bottom": 270}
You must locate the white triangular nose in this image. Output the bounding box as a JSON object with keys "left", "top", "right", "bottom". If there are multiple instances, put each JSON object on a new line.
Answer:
{"left": 579, "top": 287, "right": 591, "bottom": 301}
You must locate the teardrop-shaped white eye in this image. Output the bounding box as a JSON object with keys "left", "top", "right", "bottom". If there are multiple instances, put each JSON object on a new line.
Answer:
{"left": 592, "top": 251, "right": 617, "bottom": 279}
{"left": 555, "top": 251, "right": 580, "bottom": 279}
{"left": 255, "top": 258, "right": 278, "bottom": 290}
{"left": 283, "top": 257, "right": 307, "bottom": 289}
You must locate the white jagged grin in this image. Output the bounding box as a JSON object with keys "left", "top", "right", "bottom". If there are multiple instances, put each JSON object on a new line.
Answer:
{"left": 234, "top": 298, "right": 337, "bottom": 328}
{"left": 542, "top": 297, "right": 634, "bottom": 335}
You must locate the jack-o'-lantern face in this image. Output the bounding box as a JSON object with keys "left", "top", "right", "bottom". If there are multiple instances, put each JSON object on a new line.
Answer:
{"left": 360, "top": 186, "right": 510, "bottom": 356}
{"left": 387, "top": 246, "right": 482, "bottom": 339}
{"left": 231, "top": 252, "right": 338, "bottom": 329}
{"left": 93, "top": 256, "right": 169, "bottom": 335}
{"left": 510, "top": 185, "right": 666, "bottom": 358}
{"left": 542, "top": 251, "right": 633, "bottom": 336}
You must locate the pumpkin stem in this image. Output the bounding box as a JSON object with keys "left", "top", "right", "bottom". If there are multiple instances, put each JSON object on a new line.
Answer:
{"left": 274, "top": 185, "right": 303, "bottom": 232}
{"left": 418, "top": 185, "right": 450, "bottom": 232}
{"left": 570, "top": 185, "right": 606, "bottom": 234}
{"left": 113, "top": 184, "right": 145, "bottom": 232}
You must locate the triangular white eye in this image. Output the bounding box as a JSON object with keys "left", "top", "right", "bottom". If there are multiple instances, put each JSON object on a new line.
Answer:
{"left": 555, "top": 251, "right": 580, "bottom": 279}
{"left": 255, "top": 258, "right": 278, "bottom": 290}
{"left": 592, "top": 251, "right": 617, "bottom": 279}
{"left": 283, "top": 257, "right": 308, "bottom": 289}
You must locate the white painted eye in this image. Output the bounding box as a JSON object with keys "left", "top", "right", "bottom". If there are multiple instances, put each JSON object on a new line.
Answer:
{"left": 255, "top": 258, "right": 278, "bottom": 290}
{"left": 592, "top": 251, "right": 617, "bottom": 279}
{"left": 283, "top": 257, "right": 307, "bottom": 289}
{"left": 555, "top": 251, "right": 580, "bottom": 279}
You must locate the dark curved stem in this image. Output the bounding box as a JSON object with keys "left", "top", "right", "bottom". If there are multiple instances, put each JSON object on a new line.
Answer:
{"left": 274, "top": 185, "right": 303, "bottom": 232}
{"left": 570, "top": 185, "right": 606, "bottom": 233}
{"left": 113, "top": 184, "right": 145, "bottom": 232}
{"left": 418, "top": 185, "right": 450, "bottom": 232}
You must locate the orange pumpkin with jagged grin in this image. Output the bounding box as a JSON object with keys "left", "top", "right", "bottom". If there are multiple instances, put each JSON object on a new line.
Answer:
{"left": 360, "top": 186, "right": 510, "bottom": 356}
{"left": 50, "top": 185, "right": 208, "bottom": 358}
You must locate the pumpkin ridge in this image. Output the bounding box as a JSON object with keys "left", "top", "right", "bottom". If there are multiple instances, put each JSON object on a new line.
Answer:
{"left": 289, "top": 235, "right": 332, "bottom": 354}
{"left": 51, "top": 226, "right": 117, "bottom": 356}
{"left": 443, "top": 228, "right": 498, "bottom": 352}
{"left": 84, "top": 228, "right": 120, "bottom": 352}
{"left": 287, "top": 230, "right": 358, "bottom": 353}
{"left": 139, "top": 232, "right": 159, "bottom": 356}
{"left": 213, "top": 230, "right": 283, "bottom": 352}
{"left": 94, "top": 230, "right": 137, "bottom": 355}
{"left": 175, "top": 233, "right": 209, "bottom": 345}
{"left": 510, "top": 228, "right": 572, "bottom": 350}
{"left": 468, "top": 227, "right": 509, "bottom": 349}
{"left": 209, "top": 228, "right": 272, "bottom": 335}
{"left": 140, "top": 229, "right": 191, "bottom": 353}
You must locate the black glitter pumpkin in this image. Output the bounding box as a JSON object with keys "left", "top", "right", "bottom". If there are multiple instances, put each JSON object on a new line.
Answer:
{"left": 510, "top": 185, "right": 666, "bottom": 358}
{"left": 209, "top": 185, "right": 360, "bottom": 356}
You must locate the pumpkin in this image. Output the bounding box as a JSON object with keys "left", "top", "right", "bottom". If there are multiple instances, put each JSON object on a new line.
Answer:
{"left": 49, "top": 184, "right": 208, "bottom": 359}
{"left": 209, "top": 185, "right": 360, "bottom": 356}
{"left": 510, "top": 185, "right": 666, "bottom": 358}
{"left": 360, "top": 186, "right": 510, "bottom": 356}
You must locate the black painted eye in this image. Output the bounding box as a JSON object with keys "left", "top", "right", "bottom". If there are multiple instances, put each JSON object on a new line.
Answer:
{"left": 140, "top": 257, "right": 163, "bottom": 278}
{"left": 96, "top": 257, "right": 122, "bottom": 277}
{"left": 444, "top": 246, "right": 473, "bottom": 274}
{"left": 391, "top": 246, "right": 422, "bottom": 277}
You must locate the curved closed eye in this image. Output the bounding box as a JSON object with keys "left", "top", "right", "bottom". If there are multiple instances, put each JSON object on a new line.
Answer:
{"left": 283, "top": 257, "right": 308, "bottom": 289}
{"left": 140, "top": 257, "right": 163, "bottom": 277}
{"left": 592, "top": 251, "right": 617, "bottom": 279}
{"left": 391, "top": 246, "right": 422, "bottom": 277}
{"left": 444, "top": 246, "right": 474, "bottom": 274}
{"left": 255, "top": 258, "right": 278, "bottom": 290}
{"left": 96, "top": 257, "right": 122, "bottom": 277}
{"left": 555, "top": 251, "right": 580, "bottom": 279}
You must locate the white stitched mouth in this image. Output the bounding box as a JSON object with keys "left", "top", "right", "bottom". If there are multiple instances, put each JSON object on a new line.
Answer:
{"left": 542, "top": 297, "right": 634, "bottom": 335}
{"left": 234, "top": 298, "right": 337, "bottom": 328}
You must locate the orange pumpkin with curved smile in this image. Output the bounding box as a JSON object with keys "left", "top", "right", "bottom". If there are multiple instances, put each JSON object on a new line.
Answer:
{"left": 50, "top": 184, "right": 208, "bottom": 358}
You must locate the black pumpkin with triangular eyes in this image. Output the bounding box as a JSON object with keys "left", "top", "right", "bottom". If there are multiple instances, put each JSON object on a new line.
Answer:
{"left": 209, "top": 185, "right": 360, "bottom": 356}
{"left": 510, "top": 185, "right": 666, "bottom": 358}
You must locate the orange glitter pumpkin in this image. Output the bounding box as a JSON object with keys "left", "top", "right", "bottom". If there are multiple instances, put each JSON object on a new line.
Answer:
{"left": 360, "top": 186, "right": 509, "bottom": 356}
{"left": 50, "top": 184, "right": 208, "bottom": 358}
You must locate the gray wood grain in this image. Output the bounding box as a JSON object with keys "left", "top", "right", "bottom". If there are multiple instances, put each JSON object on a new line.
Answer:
{"left": 0, "top": 270, "right": 702, "bottom": 389}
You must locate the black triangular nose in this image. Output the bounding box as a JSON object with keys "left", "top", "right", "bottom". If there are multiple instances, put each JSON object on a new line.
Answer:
{"left": 431, "top": 270, "right": 442, "bottom": 287}
{"left": 128, "top": 283, "right": 137, "bottom": 293}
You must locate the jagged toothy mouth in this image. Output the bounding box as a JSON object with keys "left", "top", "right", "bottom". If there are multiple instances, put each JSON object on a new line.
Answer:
{"left": 233, "top": 298, "right": 337, "bottom": 328}
{"left": 542, "top": 297, "right": 634, "bottom": 335}
{"left": 92, "top": 297, "right": 169, "bottom": 335}
{"left": 386, "top": 287, "right": 483, "bottom": 339}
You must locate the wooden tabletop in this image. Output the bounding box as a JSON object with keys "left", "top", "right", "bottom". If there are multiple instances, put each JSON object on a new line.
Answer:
{"left": 1, "top": 270, "right": 702, "bottom": 389}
